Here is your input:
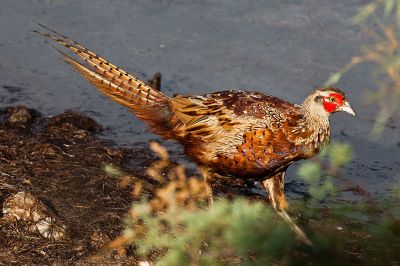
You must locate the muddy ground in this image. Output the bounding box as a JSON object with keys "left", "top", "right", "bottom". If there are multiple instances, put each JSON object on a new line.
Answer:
{"left": 0, "top": 106, "right": 146, "bottom": 264}
{"left": 0, "top": 0, "right": 399, "bottom": 264}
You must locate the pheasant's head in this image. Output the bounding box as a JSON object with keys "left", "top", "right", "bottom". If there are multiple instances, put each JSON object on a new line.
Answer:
{"left": 304, "top": 87, "right": 355, "bottom": 118}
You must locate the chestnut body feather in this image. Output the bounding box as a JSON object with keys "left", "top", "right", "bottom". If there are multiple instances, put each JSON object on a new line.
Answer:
{"left": 168, "top": 90, "right": 330, "bottom": 180}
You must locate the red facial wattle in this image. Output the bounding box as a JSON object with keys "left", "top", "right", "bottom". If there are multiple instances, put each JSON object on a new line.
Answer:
{"left": 323, "top": 93, "right": 344, "bottom": 113}
{"left": 323, "top": 101, "right": 337, "bottom": 113}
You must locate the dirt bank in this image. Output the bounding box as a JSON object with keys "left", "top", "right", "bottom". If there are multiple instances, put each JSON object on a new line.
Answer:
{"left": 0, "top": 106, "right": 155, "bottom": 264}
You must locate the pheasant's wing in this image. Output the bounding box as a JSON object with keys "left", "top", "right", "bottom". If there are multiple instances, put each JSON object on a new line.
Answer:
{"left": 169, "top": 90, "right": 307, "bottom": 177}
{"left": 169, "top": 90, "right": 303, "bottom": 141}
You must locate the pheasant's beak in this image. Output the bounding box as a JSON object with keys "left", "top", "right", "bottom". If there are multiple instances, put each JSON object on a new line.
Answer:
{"left": 338, "top": 101, "right": 356, "bottom": 116}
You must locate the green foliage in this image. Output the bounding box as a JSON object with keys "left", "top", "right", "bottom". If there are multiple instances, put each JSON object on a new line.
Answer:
{"left": 103, "top": 164, "right": 122, "bottom": 176}
{"left": 393, "top": 185, "right": 400, "bottom": 198}
{"left": 295, "top": 141, "right": 400, "bottom": 264}
{"left": 299, "top": 142, "right": 353, "bottom": 203}
{"left": 125, "top": 198, "right": 293, "bottom": 266}
{"left": 353, "top": 2, "right": 378, "bottom": 24}
{"left": 353, "top": 0, "right": 400, "bottom": 24}
{"left": 323, "top": 65, "right": 353, "bottom": 87}
{"left": 298, "top": 162, "right": 321, "bottom": 183}
{"left": 329, "top": 142, "right": 354, "bottom": 167}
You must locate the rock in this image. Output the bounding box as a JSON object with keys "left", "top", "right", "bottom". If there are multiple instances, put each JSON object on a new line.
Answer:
{"left": 2, "top": 106, "right": 40, "bottom": 126}
{"left": 8, "top": 107, "right": 32, "bottom": 124}
{"left": 47, "top": 111, "right": 102, "bottom": 133}
{"left": 2, "top": 191, "right": 67, "bottom": 240}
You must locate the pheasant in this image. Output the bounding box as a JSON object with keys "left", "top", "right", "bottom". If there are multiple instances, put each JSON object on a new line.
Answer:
{"left": 35, "top": 24, "right": 355, "bottom": 243}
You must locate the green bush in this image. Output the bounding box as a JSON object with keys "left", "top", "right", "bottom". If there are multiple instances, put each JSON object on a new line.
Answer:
{"left": 125, "top": 198, "right": 293, "bottom": 266}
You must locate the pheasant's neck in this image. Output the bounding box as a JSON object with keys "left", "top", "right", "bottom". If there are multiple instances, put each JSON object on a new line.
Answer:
{"left": 297, "top": 107, "right": 331, "bottom": 153}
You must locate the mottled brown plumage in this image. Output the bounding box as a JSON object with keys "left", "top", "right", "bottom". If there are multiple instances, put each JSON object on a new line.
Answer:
{"left": 36, "top": 24, "right": 355, "bottom": 244}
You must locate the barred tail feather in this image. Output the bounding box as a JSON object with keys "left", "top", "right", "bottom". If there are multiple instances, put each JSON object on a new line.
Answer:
{"left": 35, "top": 24, "right": 177, "bottom": 136}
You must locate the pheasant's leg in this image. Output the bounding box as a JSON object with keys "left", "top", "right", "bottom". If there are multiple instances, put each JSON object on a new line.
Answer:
{"left": 200, "top": 167, "right": 214, "bottom": 207}
{"left": 262, "top": 172, "right": 311, "bottom": 245}
{"left": 263, "top": 172, "right": 288, "bottom": 211}
{"left": 277, "top": 210, "right": 311, "bottom": 245}
{"left": 262, "top": 178, "right": 277, "bottom": 209}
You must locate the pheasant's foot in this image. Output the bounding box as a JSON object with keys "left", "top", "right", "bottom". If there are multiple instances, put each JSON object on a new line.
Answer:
{"left": 263, "top": 173, "right": 311, "bottom": 245}
{"left": 278, "top": 210, "right": 312, "bottom": 246}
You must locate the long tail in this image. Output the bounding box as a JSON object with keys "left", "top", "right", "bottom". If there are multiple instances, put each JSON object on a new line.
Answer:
{"left": 34, "top": 23, "right": 173, "bottom": 133}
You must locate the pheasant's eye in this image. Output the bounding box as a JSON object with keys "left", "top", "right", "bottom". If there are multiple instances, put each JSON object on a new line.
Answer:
{"left": 329, "top": 97, "right": 336, "bottom": 103}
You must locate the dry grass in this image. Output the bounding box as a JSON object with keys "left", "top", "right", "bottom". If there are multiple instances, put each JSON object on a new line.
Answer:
{"left": 109, "top": 141, "right": 209, "bottom": 252}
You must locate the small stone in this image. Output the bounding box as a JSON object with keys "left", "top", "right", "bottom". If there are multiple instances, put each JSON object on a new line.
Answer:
{"left": 7, "top": 107, "right": 32, "bottom": 124}
{"left": 2, "top": 191, "right": 67, "bottom": 240}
